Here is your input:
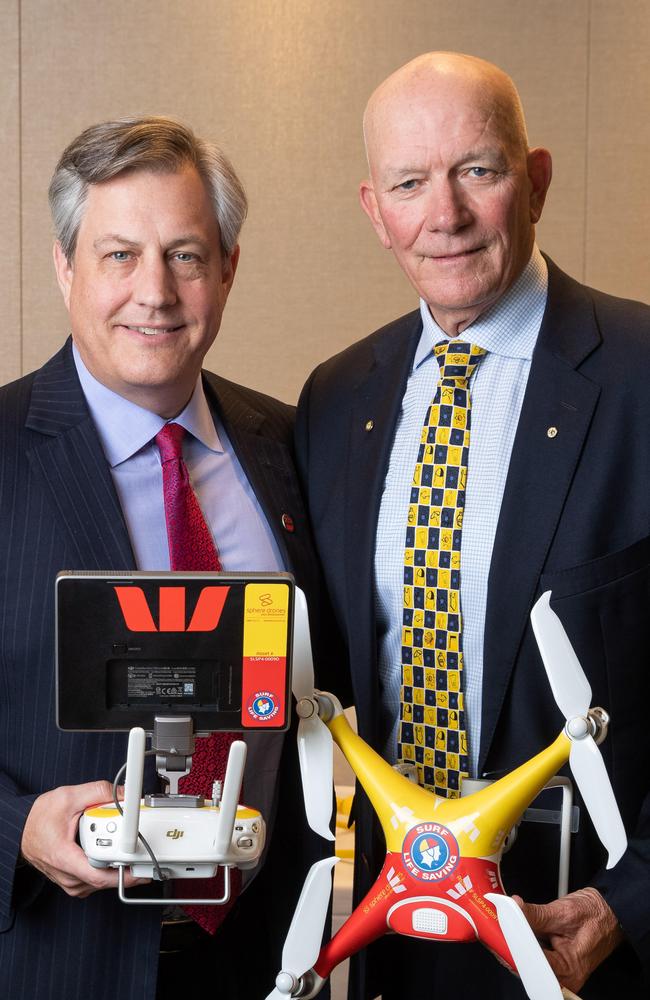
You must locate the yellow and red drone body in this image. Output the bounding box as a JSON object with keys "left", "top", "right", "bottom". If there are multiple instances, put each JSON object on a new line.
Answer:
{"left": 312, "top": 712, "right": 570, "bottom": 980}
{"left": 266, "top": 591, "right": 627, "bottom": 1000}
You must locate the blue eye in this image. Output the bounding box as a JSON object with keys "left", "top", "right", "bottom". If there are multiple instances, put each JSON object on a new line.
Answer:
{"left": 469, "top": 167, "right": 491, "bottom": 178}
{"left": 398, "top": 179, "right": 418, "bottom": 191}
{"left": 110, "top": 250, "right": 130, "bottom": 261}
{"left": 173, "top": 252, "right": 195, "bottom": 262}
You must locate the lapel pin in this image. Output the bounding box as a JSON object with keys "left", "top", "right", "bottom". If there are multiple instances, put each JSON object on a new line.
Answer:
{"left": 547, "top": 426, "right": 558, "bottom": 438}
{"left": 281, "top": 513, "right": 295, "bottom": 533}
{"left": 365, "top": 420, "right": 374, "bottom": 432}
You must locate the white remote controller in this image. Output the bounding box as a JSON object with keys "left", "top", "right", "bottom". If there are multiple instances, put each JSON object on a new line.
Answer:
{"left": 79, "top": 729, "right": 265, "bottom": 882}
{"left": 80, "top": 799, "right": 265, "bottom": 877}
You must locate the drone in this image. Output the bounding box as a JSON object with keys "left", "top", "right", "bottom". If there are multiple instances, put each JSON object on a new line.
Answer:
{"left": 266, "top": 590, "right": 627, "bottom": 1000}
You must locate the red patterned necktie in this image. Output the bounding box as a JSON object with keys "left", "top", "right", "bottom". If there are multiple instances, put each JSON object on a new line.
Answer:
{"left": 155, "top": 421, "right": 240, "bottom": 934}
{"left": 156, "top": 422, "right": 224, "bottom": 573}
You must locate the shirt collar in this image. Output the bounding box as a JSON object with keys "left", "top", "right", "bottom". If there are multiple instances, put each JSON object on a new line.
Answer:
{"left": 72, "top": 343, "right": 222, "bottom": 467}
{"left": 414, "top": 244, "right": 548, "bottom": 371}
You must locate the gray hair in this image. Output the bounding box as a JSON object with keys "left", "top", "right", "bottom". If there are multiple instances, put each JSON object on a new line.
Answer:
{"left": 48, "top": 116, "right": 247, "bottom": 260}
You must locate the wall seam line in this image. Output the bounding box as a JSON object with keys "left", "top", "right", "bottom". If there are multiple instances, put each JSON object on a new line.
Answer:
{"left": 18, "top": 0, "right": 23, "bottom": 374}
{"left": 582, "top": 0, "right": 592, "bottom": 285}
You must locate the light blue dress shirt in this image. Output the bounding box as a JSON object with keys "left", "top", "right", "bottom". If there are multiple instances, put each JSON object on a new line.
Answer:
{"left": 374, "top": 246, "right": 548, "bottom": 776}
{"left": 72, "top": 345, "right": 284, "bottom": 574}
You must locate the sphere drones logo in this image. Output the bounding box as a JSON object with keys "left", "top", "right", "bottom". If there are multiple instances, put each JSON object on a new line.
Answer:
{"left": 402, "top": 823, "right": 459, "bottom": 882}
{"left": 247, "top": 690, "right": 279, "bottom": 722}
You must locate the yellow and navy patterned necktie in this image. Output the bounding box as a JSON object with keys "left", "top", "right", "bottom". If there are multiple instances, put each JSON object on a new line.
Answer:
{"left": 397, "top": 340, "right": 486, "bottom": 798}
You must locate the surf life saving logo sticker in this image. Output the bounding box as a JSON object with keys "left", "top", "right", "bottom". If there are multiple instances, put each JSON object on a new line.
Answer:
{"left": 402, "top": 822, "right": 460, "bottom": 882}
{"left": 247, "top": 690, "right": 280, "bottom": 722}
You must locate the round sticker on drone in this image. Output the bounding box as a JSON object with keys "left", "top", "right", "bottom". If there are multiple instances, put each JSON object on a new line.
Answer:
{"left": 247, "top": 691, "right": 279, "bottom": 722}
{"left": 402, "top": 823, "right": 460, "bottom": 882}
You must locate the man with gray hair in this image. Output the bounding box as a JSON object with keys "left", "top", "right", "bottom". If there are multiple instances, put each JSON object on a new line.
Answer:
{"left": 0, "top": 116, "right": 333, "bottom": 999}
{"left": 297, "top": 53, "right": 650, "bottom": 998}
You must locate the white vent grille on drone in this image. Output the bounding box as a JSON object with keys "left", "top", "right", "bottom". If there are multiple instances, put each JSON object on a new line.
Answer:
{"left": 412, "top": 907, "right": 448, "bottom": 935}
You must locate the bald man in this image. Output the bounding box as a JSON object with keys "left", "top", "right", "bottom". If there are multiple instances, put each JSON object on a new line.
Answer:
{"left": 296, "top": 53, "right": 650, "bottom": 998}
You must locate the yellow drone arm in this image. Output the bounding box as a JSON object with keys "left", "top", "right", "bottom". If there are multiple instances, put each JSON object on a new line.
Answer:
{"left": 327, "top": 713, "right": 452, "bottom": 852}
{"left": 448, "top": 732, "right": 572, "bottom": 858}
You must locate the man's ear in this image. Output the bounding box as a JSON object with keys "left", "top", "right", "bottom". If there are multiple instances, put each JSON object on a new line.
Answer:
{"left": 359, "top": 180, "right": 392, "bottom": 250}
{"left": 527, "top": 148, "right": 553, "bottom": 224}
{"left": 53, "top": 241, "right": 74, "bottom": 310}
{"left": 220, "top": 244, "right": 240, "bottom": 297}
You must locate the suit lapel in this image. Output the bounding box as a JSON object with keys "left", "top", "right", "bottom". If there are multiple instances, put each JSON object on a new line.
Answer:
{"left": 201, "top": 372, "right": 300, "bottom": 573}
{"left": 25, "top": 342, "right": 135, "bottom": 570}
{"left": 344, "top": 312, "right": 422, "bottom": 733}
{"left": 479, "top": 262, "right": 602, "bottom": 772}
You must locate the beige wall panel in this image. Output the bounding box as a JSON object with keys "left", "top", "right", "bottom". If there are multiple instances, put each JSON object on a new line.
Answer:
{"left": 22, "top": 0, "right": 589, "bottom": 403}
{"left": 0, "top": 1, "right": 21, "bottom": 384}
{"left": 585, "top": 1, "right": 650, "bottom": 302}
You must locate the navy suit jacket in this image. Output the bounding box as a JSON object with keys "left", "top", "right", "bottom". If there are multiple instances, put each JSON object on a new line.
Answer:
{"left": 296, "top": 259, "right": 650, "bottom": 998}
{"left": 0, "top": 340, "right": 332, "bottom": 1000}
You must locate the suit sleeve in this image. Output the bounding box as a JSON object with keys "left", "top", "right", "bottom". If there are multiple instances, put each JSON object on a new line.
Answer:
{"left": 0, "top": 775, "right": 45, "bottom": 928}
{"left": 592, "top": 827, "right": 650, "bottom": 967}
{"left": 540, "top": 542, "right": 650, "bottom": 974}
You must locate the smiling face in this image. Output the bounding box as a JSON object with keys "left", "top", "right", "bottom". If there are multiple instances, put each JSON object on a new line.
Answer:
{"left": 360, "top": 58, "right": 552, "bottom": 335}
{"left": 54, "top": 164, "right": 238, "bottom": 417}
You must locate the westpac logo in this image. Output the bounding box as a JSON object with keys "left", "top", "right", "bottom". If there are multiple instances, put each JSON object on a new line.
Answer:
{"left": 114, "top": 585, "right": 230, "bottom": 633}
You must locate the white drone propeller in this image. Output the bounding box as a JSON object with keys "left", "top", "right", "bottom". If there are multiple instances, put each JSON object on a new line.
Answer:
{"left": 266, "top": 857, "right": 338, "bottom": 1000}
{"left": 530, "top": 591, "right": 627, "bottom": 868}
{"left": 293, "top": 589, "right": 335, "bottom": 841}
{"left": 485, "top": 894, "right": 563, "bottom": 1000}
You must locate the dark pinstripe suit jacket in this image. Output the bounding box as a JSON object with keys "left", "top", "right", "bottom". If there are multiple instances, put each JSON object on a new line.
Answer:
{"left": 0, "top": 339, "right": 330, "bottom": 999}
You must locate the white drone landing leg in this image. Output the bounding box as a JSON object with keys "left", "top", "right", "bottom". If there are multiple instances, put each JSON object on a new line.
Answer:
{"left": 116, "top": 722, "right": 246, "bottom": 906}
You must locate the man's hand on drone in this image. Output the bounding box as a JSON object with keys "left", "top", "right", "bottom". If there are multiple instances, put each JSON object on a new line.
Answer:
{"left": 515, "top": 887, "right": 623, "bottom": 992}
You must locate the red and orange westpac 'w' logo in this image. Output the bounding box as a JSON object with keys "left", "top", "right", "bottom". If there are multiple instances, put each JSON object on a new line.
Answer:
{"left": 114, "top": 586, "right": 230, "bottom": 632}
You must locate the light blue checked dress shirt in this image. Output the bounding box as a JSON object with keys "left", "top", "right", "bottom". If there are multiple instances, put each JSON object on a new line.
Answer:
{"left": 375, "top": 246, "right": 548, "bottom": 776}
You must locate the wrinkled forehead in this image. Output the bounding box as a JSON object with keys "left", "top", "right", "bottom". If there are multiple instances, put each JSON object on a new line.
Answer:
{"left": 365, "top": 74, "right": 525, "bottom": 174}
